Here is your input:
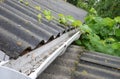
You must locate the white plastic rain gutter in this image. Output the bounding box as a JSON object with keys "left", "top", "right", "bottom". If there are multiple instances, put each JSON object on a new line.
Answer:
{"left": 0, "top": 61, "right": 9, "bottom": 66}
{"left": 0, "top": 30, "right": 81, "bottom": 79}
{"left": 29, "top": 31, "right": 81, "bottom": 79}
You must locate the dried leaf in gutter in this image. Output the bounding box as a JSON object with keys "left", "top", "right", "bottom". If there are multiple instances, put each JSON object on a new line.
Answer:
{"left": 17, "top": 41, "right": 22, "bottom": 46}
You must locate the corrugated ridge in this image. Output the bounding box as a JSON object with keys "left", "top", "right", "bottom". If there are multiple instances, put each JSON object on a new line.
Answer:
{"left": 33, "top": 0, "right": 87, "bottom": 22}
{"left": 74, "top": 71, "right": 104, "bottom": 79}
{"left": 1, "top": 5, "right": 54, "bottom": 41}
{"left": 74, "top": 51, "right": 120, "bottom": 79}
{"left": 0, "top": 0, "right": 87, "bottom": 58}
{"left": 5, "top": 0, "right": 66, "bottom": 33}
{"left": 1, "top": 2, "right": 60, "bottom": 38}
{"left": 0, "top": 27, "right": 31, "bottom": 58}
{"left": 37, "top": 45, "right": 120, "bottom": 79}
{"left": 80, "top": 53, "right": 120, "bottom": 69}
{"left": 11, "top": 0, "right": 70, "bottom": 31}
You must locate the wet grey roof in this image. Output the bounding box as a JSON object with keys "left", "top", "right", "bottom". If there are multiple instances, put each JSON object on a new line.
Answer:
{"left": 74, "top": 51, "right": 120, "bottom": 79}
{"left": 37, "top": 45, "right": 82, "bottom": 79}
{"left": 37, "top": 45, "right": 120, "bottom": 79}
{"left": 0, "top": 0, "right": 87, "bottom": 58}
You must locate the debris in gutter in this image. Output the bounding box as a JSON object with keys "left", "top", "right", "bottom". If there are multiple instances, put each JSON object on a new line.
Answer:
{"left": 4, "top": 41, "right": 64, "bottom": 75}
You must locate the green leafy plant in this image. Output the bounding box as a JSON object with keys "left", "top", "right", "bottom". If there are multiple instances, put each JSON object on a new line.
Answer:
{"left": 72, "top": 20, "right": 82, "bottom": 27}
{"left": 58, "top": 14, "right": 67, "bottom": 25}
{"left": 37, "top": 14, "right": 42, "bottom": 22}
{"left": 43, "top": 10, "right": 53, "bottom": 21}
{"left": 114, "top": 16, "right": 120, "bottom": 23}
{"left": 76, "top": 13, "right": 120, "bottom": 56}
{"left": 66, "top": 15, "right": 75, "bottom": 23}
{"left": 58, "top": 14, "right": 82, "bottom": 27}
{"left": 66, "top": 15, "right": 80, "bottom": 27}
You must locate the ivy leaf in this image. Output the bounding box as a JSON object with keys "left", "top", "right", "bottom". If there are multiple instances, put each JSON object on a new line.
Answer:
{"left": 115, "top": 29, "right": 120, "bottom": 36}
{"left": 80, "top": 24, "right": 92, "bottom": 33}
{"left": 100, "top": 40, "right": 106, "bottom": 46}
{"left": 114, "top": 16, "right": 120, "bottom": 23}
{"left": 105, "top": 38, "right": 115, "bottom": 44}
{"left": 89, "top": 34, "right": 100, "bottom": 42}
{"left": 89, "top": 8, "right": 97, "bottom": 15}
{"left": 66, "top": 15, "right": 75, "bottom": 23}
{"left": 94, "top": 17, "right": 103, "bottom": 23}
{"left": 102, "top": 17, "right": 115, "bottom": 27}
{"left": 58, "top": 14, "right": 67, "bottom": 25}
{"left": 112, "top": 42, "right": 120, "bottom": 49}
{"left": 75, "top": 40, "right": 82, "bottom": 45}
{"left": 43, "top": 10, "right": 51, "bottom": 16}
{"left": 45, "top": 16, "right": 53, "bottom": 21}
{"left": 85, "top": 15, "right": 94, "bottom": 21}
{"left": 106, "top": 38, "right": 115, "bottom": 42}
{"left": 43, "top": 10, "right": 53, "bottom": 21}
{"left": 72, "top": 20, "right": 82, "bottom": 27}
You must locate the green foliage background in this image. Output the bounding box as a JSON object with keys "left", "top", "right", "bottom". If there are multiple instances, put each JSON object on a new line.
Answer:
{"left": 68, "top": 0, "right": 120, "bottom": 56}
{"left": 67, "top": 0, "right": 120, "bottom": 18}
{"left": 95, "top": 0, "right": 120, "bottom": 18}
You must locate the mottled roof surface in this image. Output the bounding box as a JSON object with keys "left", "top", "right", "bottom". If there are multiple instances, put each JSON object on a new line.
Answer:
{"left": 37, "top": 45, "right": 120, "bottom": 79}
{"left": 0, "top": 0, "right": 87, "bottom": 58}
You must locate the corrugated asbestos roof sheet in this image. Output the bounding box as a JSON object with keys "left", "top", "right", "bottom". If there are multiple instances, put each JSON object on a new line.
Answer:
{"left": 0, "top": 0, "right": 87, "bottom": 58}
{"left": 74, "top": 51, "right": 120, "bottom": 79}
{"left": 37, "top": 45, "right": 120, "bottom": 79}
{"left": 37, "top": 45, "right": 83, "bottom": 79}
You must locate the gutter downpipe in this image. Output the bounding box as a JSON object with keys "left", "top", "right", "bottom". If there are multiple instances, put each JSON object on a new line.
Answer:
{"left": 29, "top": 31, "right": 81, "bottom": 79}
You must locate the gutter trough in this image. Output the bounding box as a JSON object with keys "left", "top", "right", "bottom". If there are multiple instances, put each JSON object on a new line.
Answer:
{"left": 29, "top": 31, "right": 81, "bottom": 79}
{"left": 0, "top": 30, "right": 81, "bottom": 79}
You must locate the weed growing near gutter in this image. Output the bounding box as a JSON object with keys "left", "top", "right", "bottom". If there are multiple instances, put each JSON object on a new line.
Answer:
{"left": 19, "top": 0, "right": 82, "bottom": 27}
{"left": 76, "top": 8, "right": 120, "bottom": 57}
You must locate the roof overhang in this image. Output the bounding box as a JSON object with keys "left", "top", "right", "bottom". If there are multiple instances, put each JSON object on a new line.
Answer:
{"left": 0, "top": 29, "right": 81, "bottom": 79}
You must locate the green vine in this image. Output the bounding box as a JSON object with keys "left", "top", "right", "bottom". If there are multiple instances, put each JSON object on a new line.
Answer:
{"left": 76, "top": 8, "right": 120, "bottom": 57}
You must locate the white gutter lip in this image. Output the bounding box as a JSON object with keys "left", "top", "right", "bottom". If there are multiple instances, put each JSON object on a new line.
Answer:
{"left": 29, "top": 31, "right": 81, "bottom": 79}
{"left": 0, "top": 60, "right": 9, "bottom": 66}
